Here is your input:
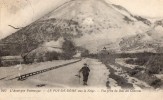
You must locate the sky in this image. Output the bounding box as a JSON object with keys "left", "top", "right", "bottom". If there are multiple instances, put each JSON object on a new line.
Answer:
{"left": 109, "top": 0, "right": 163, "bottom": 18}
{"left": 0, "top": 0, "right": 163, "bottom": 39}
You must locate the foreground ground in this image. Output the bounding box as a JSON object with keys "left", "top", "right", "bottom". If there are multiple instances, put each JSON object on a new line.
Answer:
{"left": 0, "top": 57, "right": 162, "bottom": 89}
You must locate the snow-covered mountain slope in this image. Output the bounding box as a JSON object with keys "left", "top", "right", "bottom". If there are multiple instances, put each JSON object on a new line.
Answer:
{"left": 0, "top": 0, "right": 152, "bottom": 54}
{"left": 41, "top": 0, "right": 150, "bottom": 53}
{"left": 118, "top": 31, "right": 163, "bottom": 53}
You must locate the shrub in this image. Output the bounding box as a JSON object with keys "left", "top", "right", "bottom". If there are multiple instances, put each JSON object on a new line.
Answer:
{"left": 146, "top": 56, "right": 163, "bottom": 74}
{"left": 147, "top": 65, "right": 161, "bottom": 74}
{"left": 128, "top": 70, "right": 139, "bottom": 76}
{"left": 128, "top": 66, "right": 144, "bottom": 76}
{"left": 45, "top": 52, "right": 60, "bottom": 61}
{"left": 132, "top": 71, "right": 162, "bottom": 88}
{"left": 125, "top": 59, "right": 135, "bottom": 64}
{"left": 23, "top": 55, "right": 33, "bottom": 64}
{"left": 150, "top": 79, "right": 162, "bottom": 88}
{"left": 125, "top": 58, "right": 147, "bottom": 66}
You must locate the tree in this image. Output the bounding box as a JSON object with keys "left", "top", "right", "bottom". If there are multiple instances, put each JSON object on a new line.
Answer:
{"left": 81, "top": 49, "right": 89, "bottom": 57}
{"left": 62, "top": 39, "right": 76, "bottom": 59}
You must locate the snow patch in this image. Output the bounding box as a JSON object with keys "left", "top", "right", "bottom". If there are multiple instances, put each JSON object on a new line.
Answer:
{"left": 42, "top": 37, "right": 64, "bottom": 48}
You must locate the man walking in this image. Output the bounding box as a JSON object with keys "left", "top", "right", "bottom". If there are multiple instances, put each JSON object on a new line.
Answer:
{"left": 79, "top": 63, "right": 90, "bottom": 85}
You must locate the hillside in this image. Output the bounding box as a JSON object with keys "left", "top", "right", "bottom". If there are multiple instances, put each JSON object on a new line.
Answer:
{"left": 0, "top": 18, "right": 80, "bottom": 56}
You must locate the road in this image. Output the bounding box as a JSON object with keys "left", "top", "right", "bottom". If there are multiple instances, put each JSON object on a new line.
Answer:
{"left": 0, "top": 58, "right": 151, "bottom": 89}
{"left": 0, "top": 58, "right": 109, "bottom": 88}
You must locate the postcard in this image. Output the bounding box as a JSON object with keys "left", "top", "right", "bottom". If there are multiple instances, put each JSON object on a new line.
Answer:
{"left": 0, "top": 0, "right": 163, "bottom": 100}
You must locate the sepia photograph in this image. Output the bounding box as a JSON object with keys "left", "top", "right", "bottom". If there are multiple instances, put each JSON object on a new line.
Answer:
{"left": 0, "top": 0, "right": 163, "bottom": 99}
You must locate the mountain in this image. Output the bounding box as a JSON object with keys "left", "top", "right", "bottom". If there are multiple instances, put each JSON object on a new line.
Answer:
{"left": 119, "top": 33, "right": 156, "bottom": 53}
{"left": 0, "top": 0, "right": 152, "bottom": 56}
{"left": 119, "top": 20, "right": 163, "bottom": 53}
